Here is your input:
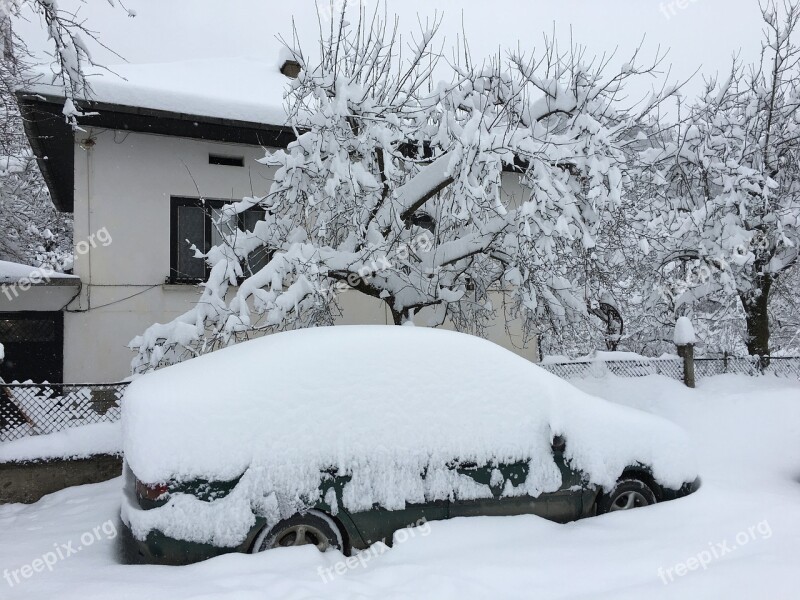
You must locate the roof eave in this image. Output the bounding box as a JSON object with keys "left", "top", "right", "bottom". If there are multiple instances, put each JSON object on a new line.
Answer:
{"left": 17, "top": 93, "right": 74, "bottom": 212}
{"left": 15, "top": 90, "right": 296, "bottom": 214}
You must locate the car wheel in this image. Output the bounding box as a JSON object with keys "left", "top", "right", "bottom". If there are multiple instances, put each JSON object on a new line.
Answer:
{"left": 597, "top": 478, "right": 657, "bottom": 514}
{"left": 251, "top": 510, "right": 343, "bottom": 553}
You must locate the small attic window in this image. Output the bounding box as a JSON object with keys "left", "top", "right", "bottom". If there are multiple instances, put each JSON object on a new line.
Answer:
{"left": 280, "top": 59, "right": 302, "bottom": 79}
{"left": 209, "top": 154, "right": 244, "bottom": 167}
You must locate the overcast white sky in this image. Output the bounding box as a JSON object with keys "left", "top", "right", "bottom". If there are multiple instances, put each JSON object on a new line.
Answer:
{"left": 15, "top": 0, "right": 768, "bottom": 100}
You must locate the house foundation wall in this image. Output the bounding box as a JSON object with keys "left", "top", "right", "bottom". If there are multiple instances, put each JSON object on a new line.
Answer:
{"left": 0, "top": 454, "right": 122, "bottom": 504}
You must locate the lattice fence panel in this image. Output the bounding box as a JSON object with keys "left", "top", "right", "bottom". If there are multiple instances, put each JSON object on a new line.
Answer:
{"left": 542, "top": 357, "right": 800, "bottom": 383}
{"left": 541, "top": 359, "right": 684, "bottom": 381}
{"left": 0, "top": 383, "right": 128, "bottom": 442}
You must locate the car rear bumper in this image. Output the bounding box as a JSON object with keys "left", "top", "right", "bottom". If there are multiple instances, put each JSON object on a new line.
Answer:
{"left": 120, "top": 463, "right": 257, "bottom": 565}
{"left": 118, "top": 518, "right": 245, "bottom": 565}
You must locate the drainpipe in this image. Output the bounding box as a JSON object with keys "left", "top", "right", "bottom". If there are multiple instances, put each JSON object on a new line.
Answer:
{"left": 80, "top": 136, "right": 95, "bottom": 310}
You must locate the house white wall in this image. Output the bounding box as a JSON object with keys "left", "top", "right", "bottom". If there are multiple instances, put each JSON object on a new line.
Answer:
{"left": 66, "top": 128, "right": 538, "bottom": 382}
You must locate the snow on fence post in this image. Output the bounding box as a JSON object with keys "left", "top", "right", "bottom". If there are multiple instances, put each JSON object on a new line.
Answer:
{"left": 674, "top": 317, "right": 696, "bottom": 388}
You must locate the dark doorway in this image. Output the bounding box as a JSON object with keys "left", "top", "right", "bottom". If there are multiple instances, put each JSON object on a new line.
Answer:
{"left": 0, "top": 312, "right": 63, "bottom": 383}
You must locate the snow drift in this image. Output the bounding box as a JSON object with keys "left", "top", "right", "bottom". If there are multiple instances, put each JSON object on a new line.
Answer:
{"left": 122, "top": 326, "right": 697, "bottom": 546}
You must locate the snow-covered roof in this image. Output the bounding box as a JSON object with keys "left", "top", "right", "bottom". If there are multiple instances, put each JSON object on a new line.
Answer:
{"left": 24, "top": 56, "right": 293, "bottom": 126}
{"left": 18, "top": 57, "right": 298, "bottom": 212}
{"left": 0, "top": 260, "right": 78, "bottom": 284}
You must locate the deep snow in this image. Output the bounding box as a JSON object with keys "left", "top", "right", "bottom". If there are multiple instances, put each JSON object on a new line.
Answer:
{"left": 0, "top": 373, "right": 798, "bottom": 599}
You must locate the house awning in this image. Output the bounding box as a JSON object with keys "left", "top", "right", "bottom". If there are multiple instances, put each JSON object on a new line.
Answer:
{"left": 0, "top": 261, "right": 80, "bottom": 312}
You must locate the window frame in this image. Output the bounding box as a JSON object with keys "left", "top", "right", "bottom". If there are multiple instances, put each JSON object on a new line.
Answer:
{"left": 169, "top": 196, "right": 267, "bottom": 284}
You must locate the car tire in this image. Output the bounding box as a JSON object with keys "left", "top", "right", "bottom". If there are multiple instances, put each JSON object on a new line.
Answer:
{"left": 251, "top": 510, "right": 343, "bottom": 553}
{"left": 596, "top": 478, "right": 657, "bottom": 514}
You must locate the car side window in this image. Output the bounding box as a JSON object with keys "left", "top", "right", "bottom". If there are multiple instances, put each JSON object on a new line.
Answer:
{"left": 449, "top": 460, "right": 529, "bottom": 498}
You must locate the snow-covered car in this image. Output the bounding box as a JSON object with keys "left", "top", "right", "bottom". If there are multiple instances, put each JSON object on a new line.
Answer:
{"left": 120, "top": 326, "right": 700, "bottom": 565}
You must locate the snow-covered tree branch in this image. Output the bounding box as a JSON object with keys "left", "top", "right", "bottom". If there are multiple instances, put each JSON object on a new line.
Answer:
{"left": 640, "top": 1, "right": 800, "bottom": 358}
{"left": 130, "top": 6, "right": 677, "bottom": 372}
{"left": 3, "top": 0, "right": 135, "bottom": 124}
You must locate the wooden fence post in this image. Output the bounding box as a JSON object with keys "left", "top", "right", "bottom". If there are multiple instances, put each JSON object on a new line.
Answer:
{"left": 677, "top": 343, "right": 696, "bottom": 388}
{"left": 674, "top": 317, "right": 696, "bottom": 388}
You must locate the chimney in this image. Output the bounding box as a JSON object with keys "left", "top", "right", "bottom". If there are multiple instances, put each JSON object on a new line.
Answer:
{"left": 280, "top": 59, "right": 302, "bottom": 79}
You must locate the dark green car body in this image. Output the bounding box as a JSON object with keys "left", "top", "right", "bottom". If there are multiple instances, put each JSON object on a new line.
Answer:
{"left": 119, "top": 443, "right": 700, "bottom": 565}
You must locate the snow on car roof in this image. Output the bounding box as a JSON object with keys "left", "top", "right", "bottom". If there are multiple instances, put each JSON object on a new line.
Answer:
{"left": 123, "top": 326, "right": 695, "bottom": 487}
{"left": 23, "top": 56, "right": 291, "bottom": 126}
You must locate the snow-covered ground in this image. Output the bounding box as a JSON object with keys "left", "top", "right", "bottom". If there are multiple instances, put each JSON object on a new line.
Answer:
{"left": 0, "top": 373, "right": 798, "bottom": 599}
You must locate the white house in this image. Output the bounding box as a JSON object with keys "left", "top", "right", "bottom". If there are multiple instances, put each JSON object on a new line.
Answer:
{"left": 7, "top": 57, "right": 539, "bottom": 384}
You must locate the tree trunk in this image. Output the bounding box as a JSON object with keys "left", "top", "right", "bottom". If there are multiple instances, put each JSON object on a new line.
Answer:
{"left": 1, "top": 14, "right": 13, "bottom": 64}
{"left": 338, "top": 276, "right": 407, "bottom": 326}
{"left": 741, "top": 275, "right": 772, "bottom": 361}
{"left": 390, "top": 307, "right": 405, "bottom": 326}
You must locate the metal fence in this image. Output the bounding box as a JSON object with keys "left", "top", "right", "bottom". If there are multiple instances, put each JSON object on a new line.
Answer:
{"left": 693, "top": 356, "right": 800, "bottom": 379}
{"left": 540, "top": 359, "right": 685, "bottom": 381}
{"left": 540, "top": 356, "right": 800, "bottom": 382}
{"left": 0, "top": 356, "right": 798, "bottom": 445}
{"left": 0, "top": 383, "right": 129, "bottom": 442}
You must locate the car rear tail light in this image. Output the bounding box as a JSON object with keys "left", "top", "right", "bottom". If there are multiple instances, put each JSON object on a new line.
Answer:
{"left": 135, "top": 479, "right": 170, "bottom": 501}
